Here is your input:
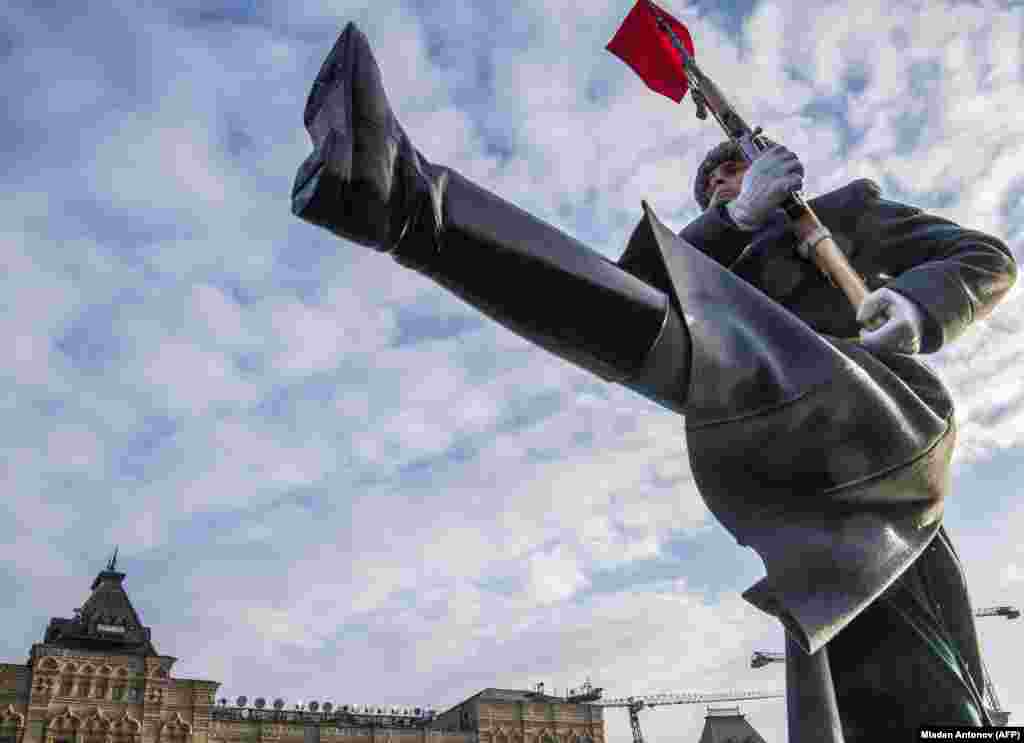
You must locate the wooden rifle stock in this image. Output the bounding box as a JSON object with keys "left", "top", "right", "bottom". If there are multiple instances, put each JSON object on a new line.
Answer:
{"left": 785, "top": 194, "right": 871, "bottom": 310}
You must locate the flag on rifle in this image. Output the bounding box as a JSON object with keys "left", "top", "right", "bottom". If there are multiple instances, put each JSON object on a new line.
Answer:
{"left": 606, "top": 0, "right": 695, "bottom": 102}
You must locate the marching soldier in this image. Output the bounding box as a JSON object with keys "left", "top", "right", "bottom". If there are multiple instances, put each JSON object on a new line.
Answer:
{"left": 291, "top": 23, "right": 1017, "bottom": 740}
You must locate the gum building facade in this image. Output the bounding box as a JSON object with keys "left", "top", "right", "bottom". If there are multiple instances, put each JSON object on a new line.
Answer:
{"left": 0, "top": 562, "right": 604, "bottom": 743}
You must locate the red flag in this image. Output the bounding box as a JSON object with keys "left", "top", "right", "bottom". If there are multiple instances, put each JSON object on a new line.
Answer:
{"left": 606, "top": 0, "right": 695, "bottom": 103}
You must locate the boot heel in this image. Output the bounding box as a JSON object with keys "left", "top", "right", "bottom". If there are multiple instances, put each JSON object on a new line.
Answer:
{"left": 292, "top": 127, "right": 395, "bottom": 250}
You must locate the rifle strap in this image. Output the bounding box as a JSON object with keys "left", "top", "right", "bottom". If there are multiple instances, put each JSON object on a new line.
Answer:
{"left": 795, "top": 225, "right": 833, "bottom": 260}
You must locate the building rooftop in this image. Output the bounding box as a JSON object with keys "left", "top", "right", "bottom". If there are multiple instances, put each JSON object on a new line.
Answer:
{"left": 37, "top": 549, "right": 158, "bottom": 657}
{"left": 696, "top": 706, "right": 768, "bottom": 743}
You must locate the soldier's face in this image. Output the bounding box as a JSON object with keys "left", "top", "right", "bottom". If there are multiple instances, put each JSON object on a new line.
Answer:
{"left": 706, "top": 159, "right": 750, "bottom": 210}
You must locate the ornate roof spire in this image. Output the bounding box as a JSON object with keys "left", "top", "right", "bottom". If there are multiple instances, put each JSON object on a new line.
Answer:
{"left": 39, "top": 551, "right": 158, "bottom": 656}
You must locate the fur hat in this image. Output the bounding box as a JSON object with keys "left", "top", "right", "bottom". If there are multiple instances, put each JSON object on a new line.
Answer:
{"left": 693, "top": 138, "right": 777, "bottom": 210}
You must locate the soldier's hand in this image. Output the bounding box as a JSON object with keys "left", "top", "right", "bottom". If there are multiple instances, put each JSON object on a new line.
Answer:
{"left": 857, "top": 288, "right": 925, "bottom": 354}
{"left": 725, "top": 145, "right": 804, "bottom": 231}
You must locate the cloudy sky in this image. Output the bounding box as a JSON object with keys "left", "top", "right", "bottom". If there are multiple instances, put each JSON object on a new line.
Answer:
{"left": 3, "top": 0, "right": 1023, "bottom": 739}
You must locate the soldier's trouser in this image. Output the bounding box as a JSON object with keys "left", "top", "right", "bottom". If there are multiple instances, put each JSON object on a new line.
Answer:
{"left": 826, "top": 528, "right": 988, "bottom": 738}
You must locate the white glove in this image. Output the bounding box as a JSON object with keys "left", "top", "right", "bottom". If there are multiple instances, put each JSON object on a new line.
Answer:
{"left": 725, "top": 145, "right": 804, "bottom": 231}
{"left": 857, "top": 288, "right": 926, "bottom": 354}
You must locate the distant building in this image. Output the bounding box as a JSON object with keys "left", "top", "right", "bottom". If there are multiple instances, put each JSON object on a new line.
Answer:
{"left": 695, "top": 706, "right": 767, "bottom": 743}
{"left": 0, "top": 559, "right": 605, "bottom": 743}
{"left": 430, "top": 689, "right": 602, "bottom": 743}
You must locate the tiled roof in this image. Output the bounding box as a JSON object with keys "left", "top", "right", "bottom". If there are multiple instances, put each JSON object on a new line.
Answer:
{"left": 41, "top": 564, "right": 157, "bottom": 656}
{"left": 696, "top": 709, "right": 768, "bottom": 743}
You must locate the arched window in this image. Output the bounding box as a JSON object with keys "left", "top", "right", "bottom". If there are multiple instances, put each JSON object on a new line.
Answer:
{"left": 81, "top": 710, "right": 112, "bottom": 743}
{"left": 47, "top": 708, "right": 79, "bottom": 743}
{"left": 0, "top": 705, "right": 25, "bottom": 743}
{"left": 161, "top": 714, "right": 191, "bottom": 743}
{"left": 59, "top": 663, "right": 77, "bottom": 697}
{"left": 112, "top": 715, "right": 141, "bottom": 743}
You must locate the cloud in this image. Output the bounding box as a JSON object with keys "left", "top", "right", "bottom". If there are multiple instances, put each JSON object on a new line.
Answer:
{"left": 2, "top": 0, "right": 1022, "bottom": 740}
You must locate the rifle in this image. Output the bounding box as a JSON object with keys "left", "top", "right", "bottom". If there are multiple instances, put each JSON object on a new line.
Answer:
{"left": 611, "top": 1, "right": 876, "bottom": 322}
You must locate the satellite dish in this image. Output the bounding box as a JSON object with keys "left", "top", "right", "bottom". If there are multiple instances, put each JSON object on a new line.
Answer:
{"left": 254, "top": 698, "right": 266, "bottom": 709}
{"left": 322, "top": 702, "right": 333, "bottom": 713}
{"left": 308, "top": 702, "right": 319, "bottom": 712}
{"left": 414, "top": 708, "right": 421, "bottom": 717}
{"left": 273, "top": 699, "right": 285, "bottom": 710}
{"left": 237, "top": 696, "right": 248, "bottom": 708}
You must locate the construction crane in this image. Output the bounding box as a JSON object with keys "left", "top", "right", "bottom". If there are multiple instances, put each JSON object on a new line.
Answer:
{"left": 975, "top": 605, "right": 1021, "bottom": 620}
{"left": 974, "top": 606, "right": 1018, "bottom": 727}
{"left": 750, "top": 651, "right": 785, "bottom": 669}
{"left": 582, "top": 688, "right": 783, "bottom": 743}
{"left": 749, "top": 604, "right": 1019, "bottom": 726}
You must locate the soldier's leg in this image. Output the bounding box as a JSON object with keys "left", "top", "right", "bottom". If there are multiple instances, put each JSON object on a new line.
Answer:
{"left": 827, "top": 548, "right": 988, "bottom": 738}
{"left": 784, "top": 632, "right": 846, "bottom": 743}
{"left": 293, "top": 23, "right": 690, "bottom": 412}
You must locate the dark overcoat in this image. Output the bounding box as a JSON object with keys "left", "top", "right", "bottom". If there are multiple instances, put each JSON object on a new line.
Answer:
{"left": 616, "top": 179, "right": 1016, "bottom": 733}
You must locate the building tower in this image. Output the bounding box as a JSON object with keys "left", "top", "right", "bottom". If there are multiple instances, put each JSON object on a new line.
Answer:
{"left": 0, "top": 553, "right": 219, "bottom": 743}
{"left": 2, "top": 559, "right": 608, "bottom": 743}
{"left": 695, "top": 706, "right": 768, "bottom": 743}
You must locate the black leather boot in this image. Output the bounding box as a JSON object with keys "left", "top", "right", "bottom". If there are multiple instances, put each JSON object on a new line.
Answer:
{"left": 292, "top": 22, "right": 690, "bottom": 410}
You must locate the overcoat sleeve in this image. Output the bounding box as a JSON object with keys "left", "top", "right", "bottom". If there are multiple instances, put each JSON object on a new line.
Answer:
{"left": 852, "top": 188, "right": 1017, "bottom": 352}
{"left": 658, "top": 180, "right": 1018, "bottom": 353}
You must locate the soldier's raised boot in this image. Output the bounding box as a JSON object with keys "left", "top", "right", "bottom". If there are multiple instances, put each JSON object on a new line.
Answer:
{"left": 292, "top": 22, "right": 691, "bottom": 409}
